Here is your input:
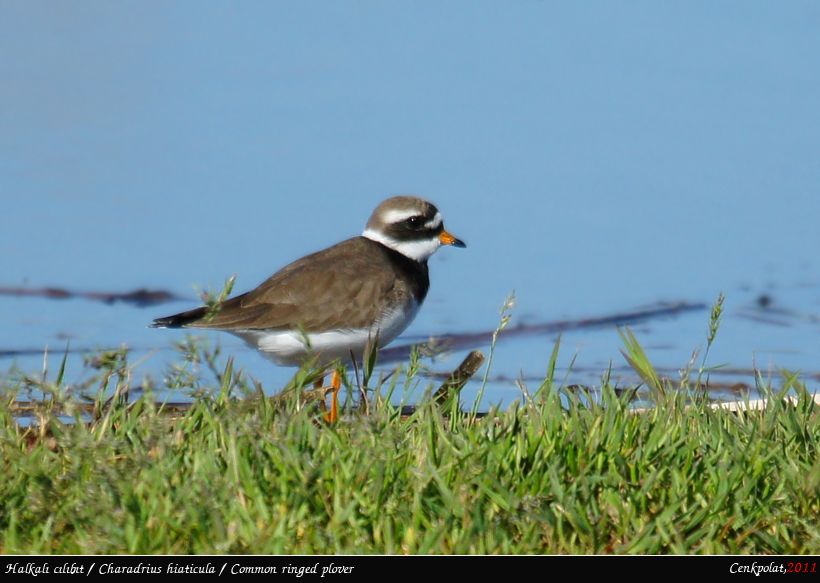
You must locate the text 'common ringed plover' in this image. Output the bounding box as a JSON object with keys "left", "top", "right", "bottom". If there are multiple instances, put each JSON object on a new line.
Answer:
{"left": 151, "top": 195, "right": 465, "bottom": 420}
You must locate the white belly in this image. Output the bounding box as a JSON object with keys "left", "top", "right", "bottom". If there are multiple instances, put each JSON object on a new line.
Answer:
{"left": 233, "top": 301, "right": 419, "bottom": 367}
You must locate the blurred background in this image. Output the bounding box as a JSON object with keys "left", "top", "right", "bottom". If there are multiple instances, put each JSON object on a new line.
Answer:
{"left": 2, "top": 1, "right": 819, "bottom": 404}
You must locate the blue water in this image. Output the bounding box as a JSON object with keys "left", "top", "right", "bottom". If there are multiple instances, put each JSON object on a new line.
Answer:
{"left": 3, "top": 2, "right": 819, "bottom": 406}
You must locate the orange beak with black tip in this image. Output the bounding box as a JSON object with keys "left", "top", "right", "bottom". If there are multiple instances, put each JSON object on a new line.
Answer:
{"left": 439, "top": 230, "right": 466, "bottom": 248}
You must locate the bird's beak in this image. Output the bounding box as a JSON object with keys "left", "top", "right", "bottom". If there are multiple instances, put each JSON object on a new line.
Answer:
{"left": 439, "top": 230, "right": 466, "bottom": 248}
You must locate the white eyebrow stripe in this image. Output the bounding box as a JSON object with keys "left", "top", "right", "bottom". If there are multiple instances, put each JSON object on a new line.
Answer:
{"left": 424, "top": 212, "right": 442, "bottom": 230}
{"left": 381, "top": 208, "right": 422, "bottom": 224}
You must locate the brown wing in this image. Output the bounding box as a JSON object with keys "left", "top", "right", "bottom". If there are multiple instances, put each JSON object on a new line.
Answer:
{"left": 154, "top": 237, "right": 401, "bottom": 332}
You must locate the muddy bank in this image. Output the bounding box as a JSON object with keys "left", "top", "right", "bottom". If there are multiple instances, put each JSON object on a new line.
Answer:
{"left": 0, "top": 286, "right": 185, "bottom": 307}
{"left": 379, "top": 300, "right": 706, "bottom": 362}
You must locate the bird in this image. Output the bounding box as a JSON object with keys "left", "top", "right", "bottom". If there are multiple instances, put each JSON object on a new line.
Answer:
{"left": 151, "top": 195, "right": 466, "bottom": 420}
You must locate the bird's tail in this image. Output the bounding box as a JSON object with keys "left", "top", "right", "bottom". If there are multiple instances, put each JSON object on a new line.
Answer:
{"left": 150, "top": 306, "right": 208, "bottom": 329}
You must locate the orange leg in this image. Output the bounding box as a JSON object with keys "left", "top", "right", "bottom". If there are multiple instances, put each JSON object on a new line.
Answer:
{"left": 323, "top": 370, "right": 342, "bottom": 423}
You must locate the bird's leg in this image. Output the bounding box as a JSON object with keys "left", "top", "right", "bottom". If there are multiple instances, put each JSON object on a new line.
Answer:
{"left": 323, "top": 370, "right": 342, "bottom": 423}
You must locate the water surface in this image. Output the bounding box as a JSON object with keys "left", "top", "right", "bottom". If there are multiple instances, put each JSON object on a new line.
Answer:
{"left": 3, "top": 2, "right": 819, "bottom": 406}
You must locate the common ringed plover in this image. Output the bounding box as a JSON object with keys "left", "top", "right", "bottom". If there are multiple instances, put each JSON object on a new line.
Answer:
{"left": 151, "top": 195, "right": 465, "bottom": 419}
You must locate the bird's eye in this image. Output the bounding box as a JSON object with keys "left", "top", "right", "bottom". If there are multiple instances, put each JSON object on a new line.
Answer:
{"left": 405, "top": 216, "right": 423, "bottom": 228}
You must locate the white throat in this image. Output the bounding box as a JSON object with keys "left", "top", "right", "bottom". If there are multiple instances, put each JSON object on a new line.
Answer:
{"left": 362, "top": 228, "right": 441, "bottom": 262}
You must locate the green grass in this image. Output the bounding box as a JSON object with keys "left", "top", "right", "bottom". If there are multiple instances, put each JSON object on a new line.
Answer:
{"left": 0, "top": 298, "right": 818, "bottom": 554}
